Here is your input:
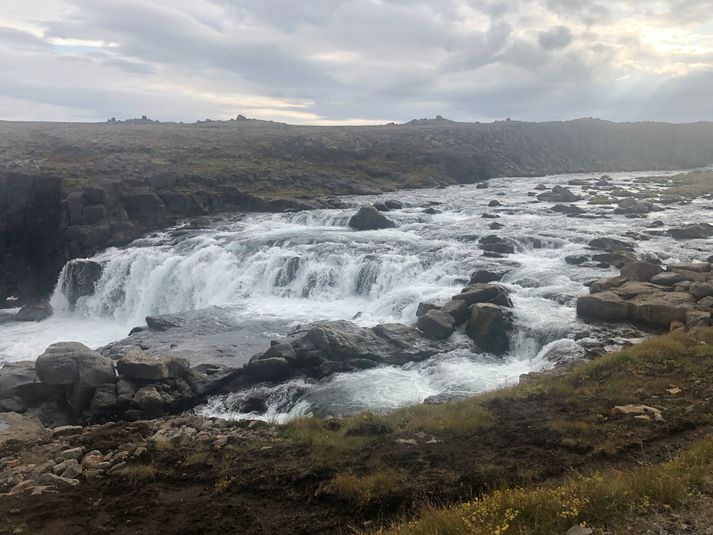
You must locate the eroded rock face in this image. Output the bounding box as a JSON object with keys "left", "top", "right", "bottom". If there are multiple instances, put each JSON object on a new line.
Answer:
{"left": 60, "top": 259, "right": 103, "bottom": 308}
{"left": 348, "top": 206, "right": 395, "bottom": 231}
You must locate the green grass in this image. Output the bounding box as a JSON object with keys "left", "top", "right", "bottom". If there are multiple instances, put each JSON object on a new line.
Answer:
{"left": 373, "top": 434, "right": 713, "bottom": 535}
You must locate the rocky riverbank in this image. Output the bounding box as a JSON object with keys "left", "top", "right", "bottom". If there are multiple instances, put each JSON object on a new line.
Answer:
{"left": 2, "top": 328, "right": 713, "bottom": 534}
{"left": 3, "top": 118, "right": 713, "bottom": 303}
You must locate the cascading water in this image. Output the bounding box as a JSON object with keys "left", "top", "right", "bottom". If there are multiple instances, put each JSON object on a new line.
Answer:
{"left": 1, "top": 168, "right": 710, "bottom": 420}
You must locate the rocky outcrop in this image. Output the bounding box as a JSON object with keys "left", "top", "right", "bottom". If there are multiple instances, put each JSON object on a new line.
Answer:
{"left": 577, "top": 262, "right": 713, "bottom": 330}
{"left": 60, "top": 259, "right": 103, "bottom": 308}
{"left": 348, "top": 206, "right": 396, "bottom": 230}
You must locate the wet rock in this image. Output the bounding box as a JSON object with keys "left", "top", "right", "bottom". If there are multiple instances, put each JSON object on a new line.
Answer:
{"left": 469, "top": 270, "right": 506, "bottom": 283}
{"left": 373, "top": 202, "right": 389, "bottom": 212}
{"left": 620, "top": 262, "right": 663, "bottom": 282}
{"left": 240, "top": 397, "right": 268, "bottom": 414}
{"left": 551, "top": 204, "right": 585, "bottom": 215}
{"left": 59, "top": 259, "right": 103, "bottom": 307}
{"left": 14, "top": 302, "right": 53, "bottom": 322}
{"left": 588, "top": 237, "right": 635, "bottom": 252}
{"left": 466, "top": 303, "right": 513, "bottom": 355}
{"left": 263, "top": 343, "right": 297, "bottom": 362}
{"left": 384, "top": 200, "right": 402, "bottom": 210}
{"left": 537, "top": 185, "right": 582, "bottom": 202}
{"left": 244, "top": 357, "right": 293, "bottom": 381}
{"left": 669, "top": 223, "right": 713, "bottom": 240}
{"left": 488, "top": 200, "right": 502, "bottom": 207}
{"left": 348, "top": 206, "right": 395, "bottom": 230}
{"left": 145, "top": 315, "right": 183, "bottom": 331}
{"left": 455, "top": 284, "right": 512, "bottom": 307}
{"left": 565, "top": 255, "right": 589, "bottom": 265}
{"left": 591, "top": 251, "right": 638, "bottom": 269}
{"left": 423, "top": 207, "right": 440, "bottom": 214}
{"left": 534, "top": 183, "right": 547, "bottom": 190}
{"left": 416, "top": 309, "right": 456, "bottom": 340}
{"left": 488, "top": 222, "right": 504, "bottom": 230}
{"left": 479, "top": 235, "right": 515, "bottom": 255}
{"left": 416, "top": 302, "right": 438, "bottom": 318}
{"left": 439, "top": 299, "right": 470, "bottom": 325}
{"left": 614, "top": 198, "right": 660, "bottom": 214}
{"left": 590, "top": 276, "right": 628, "bottom": 294}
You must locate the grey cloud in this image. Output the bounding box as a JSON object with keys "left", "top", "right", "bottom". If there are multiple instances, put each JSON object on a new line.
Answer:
{"left": 538, "top": 26, "right": 573, "bottom": 50}
{"left": 0, "top": 26, "right": 49, "bottom": 49}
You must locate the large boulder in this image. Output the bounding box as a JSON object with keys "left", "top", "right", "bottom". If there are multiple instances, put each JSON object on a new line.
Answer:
{"left": 630, "top": 292, "right": 696, "bottom": 328}
{"left": 416, "top": 309, "right": 456, "bottom": 340}
{"left": 620, "top": 262, "right": 663, "bottom": 283}
{"left": 479, "top": 235, "right": 515, "bottom": 255}
{"left": 466, "top": 303, "right": 513, "bottom": 355}
{"left": 577, "top": 292, "right": 633, "bottom": 322}
{"left": 669, "top": 223, "right": 713, "bottom": 240}
{"left": 59, "top": 259, "right": 103, "bottom": 307}
{"left": 348, "top": 206, "right": 395, "bottom": 231}
{"left": 439, "top": 298, "right": 470, "bottom": 325}
{"left": 243, "top": 357, "right": 293, "bottom": 381}
{"left": 588, "top": 237, "right": 635, "bottom": 252}
{"left": 35, "top": 342, "right": 116, "bottom": 414}
{"left": 0, "top": 361, "right": 52, "bottom": 408}
{"left": 537, "top": 185, "right": 582, "bottom": 203}
{"left": 470, "top": 270, "right": 506, "bottom": 284}
{"left": 116, "top": 350, "right": 189, "bottom": 380}
{"left": 14, "top": 302, "right": 53, "bottom": 322}
{"left": 454, "top": 284, "right": 512, "bottom": 307}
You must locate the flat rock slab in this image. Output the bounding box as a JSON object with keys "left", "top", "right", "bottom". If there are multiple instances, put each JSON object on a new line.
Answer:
{"left": 100, "top": 307, "right": 291, "bottom": 367}
{"left": 0, "top": 412, "right": 50, "bottom": 447}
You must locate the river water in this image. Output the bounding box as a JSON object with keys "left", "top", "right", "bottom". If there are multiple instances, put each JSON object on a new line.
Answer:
{"left": 1, "top": 169, "right": 711, "bottom": 421}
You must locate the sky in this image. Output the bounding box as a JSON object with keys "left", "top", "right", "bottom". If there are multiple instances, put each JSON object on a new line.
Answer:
{"left": 1, "top": 0, "right": 713, "bottom": 124}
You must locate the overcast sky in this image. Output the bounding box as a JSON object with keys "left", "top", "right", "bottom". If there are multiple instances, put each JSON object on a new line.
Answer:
{"left": 1, "top": 0, "right": 713, "bottom": 124}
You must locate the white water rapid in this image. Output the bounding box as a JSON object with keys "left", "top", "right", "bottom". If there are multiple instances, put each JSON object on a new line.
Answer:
{"left": 1, "top": 169, "right": 710, "bottom": 421}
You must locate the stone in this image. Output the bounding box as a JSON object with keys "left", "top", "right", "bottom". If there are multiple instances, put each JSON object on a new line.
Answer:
{"left": 689, "top": 282, "right": 713, "bottom": 300}
{"left": 116, "top": 350, "right": 189, "bottom": 380}
{"left": 263, "top": 343, "right": 297, "bottom": 362}
{"left": 534, "top": 183, "right": 547, "bottom": 190}
{"left": 240, "top": 397, "right": 268, "bottom": 414}
{"left": 416, "top": 309, "right": 456, "bottom": 340}
{"left": 669, "top": 223, "right": 713, "bottom": 240}
{"left": 466, "top": 303, "right": 513, "bottom": 355}
{"left": 455, "top": 284, "right": 512, "bottom": 307}
{"left": 551, "top": 204, "right": 584, "bottom": 215}
{"left": 566, "top": 526, "right": 593, "bottom": 535}
{"left": 87, "top": 383, "right": 118, "bottom": 420}
{"left": 588, "top": 237, "right": 635, "bottom": 252}
{"left": 479, "top": 235, "right": 515, "bottom": 254}
{"left": 384, "top": 200, "right": 402, "bottom": 209}
{"left": 0, "top": 361, "right": 52, "bottom": 406}
{"left": 620, "top": 262, "right": 663, "bottom": 282}
{"left": 145, "top": 315, "right": 183, "bottom": 331}
{"left": 488, "top": 200, "right": 501, "bottom": 207}
{"left": 650, "top": 272, "right": 683, "bottom": 286}
{"left": 668, "top": 262, "right": 711, "bottom": 273}
{"left": 614, "top": 198, "right": 659, "bottom": 214}
{"left": 686, "top": 310, "right": 711, "bottom": 328}
{"left": 630, "top": 291, "right": 696, "bottom": 328}
{"left": 133, "top": 385, "right": 163, "bottom": 415}
{"left": 565, "top": 255, "right": 589, "bottom": 265}
{"left": 52, "top": 425, "right": 83, "bottom": 437}
{"left": 59, "top": 447, "right": 84, "bottom": 461}
{"left": 577, "top": 291, "right": 633, "bottom": 322}
{"left": 14, "top": 302, "right": 53, "bottom": 322}
{"left": 243, "top": 357, "right": 293, "bottom": 381}
{"left": 35, "top": 342, "right": 116, "bottom": 414}
{"left": 592, "top": 251, "right": 639, "bottom": 268}
{"left": 37, "top": 473, "right": 80, "bottom": 488}
{"left": 439, "top": 298, "right": 470, "bottom": 325}
{"left": 348, "top": 206, "right": 395, "bottom": 230}
{"left": 416, "top": 302, "right": 438, "bottom": 317}
{"left": 590, "top": 276, "right": 628, "bottom": 294}
{"left": 537, "top": 185, "right": 582, "bottom": 202}
{"left": 611, "top": 404, "right": 664, "bottom": 422}
{"left": 698, "top": 296, "right": 713, "bottom": 309}
{"left": 469, "top": 270, "right": 505, "bottom": 283}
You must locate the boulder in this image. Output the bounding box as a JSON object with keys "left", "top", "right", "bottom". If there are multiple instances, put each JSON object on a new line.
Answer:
{"left": 145, "top": 315, "right": 183, "bottom": 331}
{"left": 14, "top": 302, "right": 53, "bottom": 322}
{"left": 116, "top": 350, "right": 189, "bottom": 380}
{"left": 133, "top": 385, "right": 163, "bottom": 415}
{"left": 243, "top": 357, "right": 293, "bottom": 381}
{"left": 537, "top": 185, "right": 582, "bottom": 202}
{"left": 630, "top": 292, "right": 696, "bottom": 328}
{"left": 59, "top": 259, "right": 103, "bottom": 307}
{"left": 416, "top": 309, "right": 456, "bottom": 340}
{"left": 614, "top": 198, "right": 660, "bottom": 214}
{"left": 479, "top": 235, "right": 515, "bottom": 255}
{"left": 534, "top": 183, "right": 547, "bottom": 191}
{"left": 650, "top": 272, "right": 683, "bottom": 286}
{"left": 416, "top": 302, "right": 438, "bottom": 317}
{"left": 348, "top": 206, "right": 395, "bottom": 231}
{"left": 620, "top": 262, "right": 663, "bottom": 283}
{"left": 590, "top": 276, "right": 628, "bottom": 294}
{"left": 35, "top": 342, "right": 116, "bottom": 415}
{"left": 591, "top": 251, "right": 638, "bottom": 268}
{"left": 384, "top": 200, "right": 403, "bottom": 210}
{"left": 488, "top": 200, "right": 502, "bottom": 207}
{"left": 466, "top": 303, "right": 513, "bottom": 355}
{"left": 689, "top": 282, "right": 713, "bottom": 300}
{"left": 469, "top": 270, "right": 506, "bottom": 284}
{"left": 669, "top": 223, "right": 713, "bottom": 240}
{"left": 588, "top": 237, "right": 635, "bottom": 252}
{"left": 551, "top": 204, "right": 585, "bottom": 215}
{"left": 439, "top": 299, "right": 470, "bottom": 325}
{"left": 577, "top": 292, "right": 633, "bottom": 322}
{"left": 686, "top": 310, "right": 711, "bottom": 328}
{"left": 0, "top": 361, "right": 52, "bottom": 406}
{"left": 454, "top": 284, "right": 512, "bottom": 307}
{"left": 668, "top": 262, "right": 711, "bottom": 273}
{"left": 565, "top": 255, "right": 589, "bottom": 265}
